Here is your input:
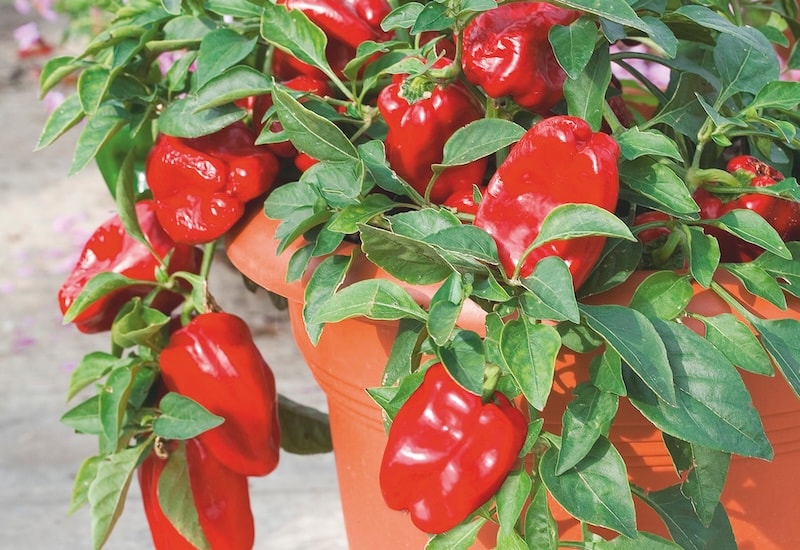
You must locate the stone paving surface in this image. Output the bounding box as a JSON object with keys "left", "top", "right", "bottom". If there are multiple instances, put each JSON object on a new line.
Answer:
{"left": 0, "top": 5, "right": 348, "bottom": 548}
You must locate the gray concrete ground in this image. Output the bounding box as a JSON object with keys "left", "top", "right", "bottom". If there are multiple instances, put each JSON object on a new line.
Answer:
{"left": 0, "top": 5, "right": 347, "bottom": 548}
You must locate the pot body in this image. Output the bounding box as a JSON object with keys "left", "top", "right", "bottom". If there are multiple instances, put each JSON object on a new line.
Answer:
{"left": 226, "top": 210, "right": 800, "bottom": 550}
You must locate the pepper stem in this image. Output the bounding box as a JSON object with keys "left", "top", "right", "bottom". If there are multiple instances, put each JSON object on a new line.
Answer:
{"left": 481, "top": 363, "right": 502, "bottom": 403}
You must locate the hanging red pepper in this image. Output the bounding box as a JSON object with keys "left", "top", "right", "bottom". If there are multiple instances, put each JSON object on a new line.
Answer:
{"left": 461, "top": 2, "right": 581, "bottom": 114}
{"left": 377, "top": 58, "right": 488, "bottom": 204}
{"left": 474, "top": 115, "right": 620, "bottom": 287}
{"left": 58, "top": 200, "right": 200, "bottom": 334}
{"left": 694, "top": 155, "right": 800, "bottom": 262}
{"left": 138, "top": 439, "right": 254, "bottom": 550}
{"left": 379, "top": 363, "right": 527, "bottom": 534}
{"left": 158, "top": 312, "right": 281, "bottom": 477}
{"left": 145, "top": 121, "right": 279, "bottom": 245}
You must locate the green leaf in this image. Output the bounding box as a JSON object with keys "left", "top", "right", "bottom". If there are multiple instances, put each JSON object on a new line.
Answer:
{"left": 751, "top": 317, "right": 800, "bottom": 398}
{"left": 424, "top": 225, "right": 500, "bottom": 266}
{"left": 272, "top": 83, "right": 358, "bottom": 162}
{"left": 194, "top": 66, "right": 272, "bottom": 111}
{"left": 700, "top": 314, "right": 773, "bottom": 375}
{"left": 500, "top": 317, "right": 561, "bottom": 411}
{"left": 580, "top": 304, "right": 675, "bottom": 405}
{"left": 520, "top": 257, "right": 580, "bottom": 323}
{"left": 564, "top": 45, "right": 611, "bottom": 131}
{"left": 531, "top": 204, "right": 636, "bottom": 249}
{"left": 557, "top": 0, "right": 650, "bottom": 33}
{"left": 629, "top": 271, "right": 693, "bottom": 320}
{"left": 412, "top": 1, "right": 454, "bottom": 33}
{"left": 88, "top": 443, "right": 150, "bottom": 549}
{"left": 99, "top": 365, "right": 136, "bottom": 454}
{"left": 524, "top": 483, "right": 559, "bottom": 549}
{"left": 152, "top": 392, "right": 224, "bottom": 440}
{"left": 590, "top": 347, "right": 627, "bottom": 396}
{"left": 550, "top": 16, "right": 598, "bottom": 79}
{"left": 304, "top": 253, "right": 354, "bottom": 345}
{"left": 619, "top": 159, "right": 699, "bottom": 218}
{"left": 71, "top": 102, "right": 128, "bottom": 175}
{"left": 359, "top": 140, "right": 416, "bottom": 197}
{"left": 390, "top": 208, "right": 461, "bottom": 239}
{"left": 616, "top": 128, "right": 682, "bottom": 161}
{"left": 578, "top": 238, "right": 643, "bottom": 299}
{"left": 714, "top": 209, "right": 791, "bottom": 260}
{"left": 663, "top": 434, "right": 731, "bottom": 526}
{"left": 723, "top": 263, "right": 786, "bottom": 309}
{"left": 714, "top": 31, "right": 779, "bottom": 104}
{"left": 540, "top": 437, "right": 637, "bottom": 538}
{"left": 195, "top": 28, "right": 257, "bottom": 88}
{"left": 69, "top": 455, "right": 102, "bottom": 514}
{"left": 158, "top": 444, "right": 210, "bottom": 550}
{"left": 36, "top": 93, "right": 85, "bottom": 151}
{"left": 301, "top": 159, "right": 364, "bottom": 209}
{"left": 277, "top": 393, "right": 332, "bottom": 454}
{"left": 264, "top": 180, "right": 325, "bottom": 221}
{"left": 360, "top": 224, "right": 453, "bottom": 285}
{"left": 557, "top": 383, "right": 619, "bottom": 474}
{"left": 111, "top": 299, "right": 170, "bottom": 351}
{"left": 685, "top": 226, "right": 720, "bottom": 288}
{"left": 436, "top": 119, "right": 526, "bottom": 168}
{"left": 205, "top": 0, "right": 262, "bottom": 18}
{"left": 157, "top": 95, "right": 245, "bottom": 138}
{"left": 496, "top": 470, "right": 532, "bottom": 535}
{"left": 747, "top": 80, "right": 800, "bottom": 112}
{"left": 427, "top": 273, "right": 464, "bottom": 346}
{"left": 311, "top": 279, "right": 427, "bottom": 325}
{"left": 67, "top": 352, "right": 122, "bottom": 401}
{"left": 637, "top": 484, "right": 737, "bottom": 550}
{"left": 261, "top": 2, "right": 332, "bottom": 77}
{"left": 626, "top": 320, "right": 772, "bottom": 460}
{"left": 61, "top": 396, "right": 102, "bottom": 435}
{"left": 328, "top": 194, "right": 396, "bottom": 234}
{"left": 39, "top": 55, "right": 81, "bottom": 96}
{"left": 424, "top": 517, "right": 487, "bottom": 550}
{"left": 381, "top": 3, "right": 423, "bottom": 31}
{"left": 77, "top": 66, "right": 111, "bottom": 116}
{"left": 438, "top": 329, "right": 485, "bottom": 395}
{"left": 596, "top": 532, "right": 682, "bottom": 549}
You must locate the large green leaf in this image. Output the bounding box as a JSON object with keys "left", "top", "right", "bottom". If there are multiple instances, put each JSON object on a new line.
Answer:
{"left": 310, "top": 279, "right": 427, "bottom": 325}
{"left": 500, "top": 318, "right": 562, "bottom": 411}
{"left": 626, "top": 320, "right": 772, "bottom": 459}
{"left": 557, "top": 383, "right": 619, "bottom": 474}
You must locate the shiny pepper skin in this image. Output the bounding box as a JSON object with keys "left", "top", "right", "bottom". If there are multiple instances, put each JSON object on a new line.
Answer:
{"left": 461, "top": 2, "right": 581, "bottom": 114}
{"left": 138, "top": 439, "right": 254, "bottom": 550}
{"left": 377, "top": 58, "right": 487, "bottom": 204}
{"left": 58, "top": 200, "right": 200, "bottom": 334}
{"left": 695, "top": 155, "right": 800, "bottom": 262}
{"left": 145, "top": 121, "right": 279, "bottom": 245}
{"left": 379, "top": 364, "right": 527, "bottom": 534}
{"left": 158, "top": 312, "right": 281, "bottom": 477}
{"left": 474, "top": 115, "right": 620, "bottom": 287}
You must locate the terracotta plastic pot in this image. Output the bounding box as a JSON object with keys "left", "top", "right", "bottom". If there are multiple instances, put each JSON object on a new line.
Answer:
{"left": 226, "top": 208, "right": 800, "bottom": 550}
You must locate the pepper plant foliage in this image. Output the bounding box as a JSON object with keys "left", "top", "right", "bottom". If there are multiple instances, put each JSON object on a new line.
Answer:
{"left": 40, "top": 0, "right": 800, "bottom": 548}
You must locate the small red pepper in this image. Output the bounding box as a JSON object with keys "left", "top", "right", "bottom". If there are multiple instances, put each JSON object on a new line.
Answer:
{"left": 58, "top": 200, "right": 200, "bottom": 334}
{"left": 694, "top": 155, "right": 800, "bottom": 262}
{"left": 443, "top": 185, "right": 484, "bottom": 216}
{"left": 138, "top": 439, "right": 254, "bottom": 550}
{"left": 377, "top": 58, "right": 487, "bottom": 204}
{"left": 474, "top": 115, "right": 620, "bottom": 287}
{"left": 461, "top": 2, "right": 581, "bottom": 114}
{"left": 158, "top": 312, "right": 281, "bottom": 476}
{"left": 145, "top": 121, "right": 279, "bottom": 245}
{"left": 379, "top": 364, "right": 527, "bottom": 534}
{"left": 633, "top": 210, "right": 671, "bottom": 245}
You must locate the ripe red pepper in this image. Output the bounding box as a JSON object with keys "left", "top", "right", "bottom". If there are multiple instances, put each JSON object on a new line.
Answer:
{"left": 474, "top": 115, "right": 620, "bottom": 287}
{"left": 379, "top": 364, "right": 527, "bottom": 534}
{"left": 138, "top": 439, "right": 254, "bottom": 550}
{"left": 694, "top": 155, "right": 800, "bottom": 262}
{"left": 461, "top": 2, "right": 581, "bottom": 114}
{"left": 252, "top": 75, "right": 334, "bottom": 158}
{"left": 58, "top": 200, "right": 200, "bottom": 334}
{"left": 158, "top": 312, "right": 281, "bottom": 476}
{"left": 377, "top": 58, "right": 487, "bottom": 204}
{"left": 145, "top": 121, "right": 279, "bottom": 245}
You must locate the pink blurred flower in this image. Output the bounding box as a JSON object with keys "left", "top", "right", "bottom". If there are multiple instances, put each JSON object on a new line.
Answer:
{"left": 42, "top": 90, "right": 66, "bottom": 113}
{"left": 14, "top": 22, "right": 53, "bottom": 58}
{"left": 14, "top": 0, "right": 57, "bottom": 21}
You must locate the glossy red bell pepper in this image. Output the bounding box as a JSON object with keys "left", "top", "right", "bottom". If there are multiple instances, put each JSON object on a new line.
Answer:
{"left": 474, "top": 115, "right": 620, "bottom": 287}
{"left": 694, "top": 155, "right": 800, "bottom": 262}
{"left": 377, "top": 58, "right": 488, "bottom": 204}
{"left": 58, "top": 200, "right": 200, "bottom": 334}
{"left": 145, "top": 121, "right": 279, "bottom": 245}
{"left": 461, "top": 2, "right": 581, "bottom": 114}
{"left": 138, "top": 438, "right": 254, "bottom": 550}
{"left": 158, "top": 312, "right": 281, "bottom": 476}
{"left": 379, "top": 363, "right": 527, "bottom": 534}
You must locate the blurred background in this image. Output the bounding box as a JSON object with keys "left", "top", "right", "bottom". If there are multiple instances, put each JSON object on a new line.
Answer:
{"left": 0, "top": 1, "right": 347, "bottom": 547}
